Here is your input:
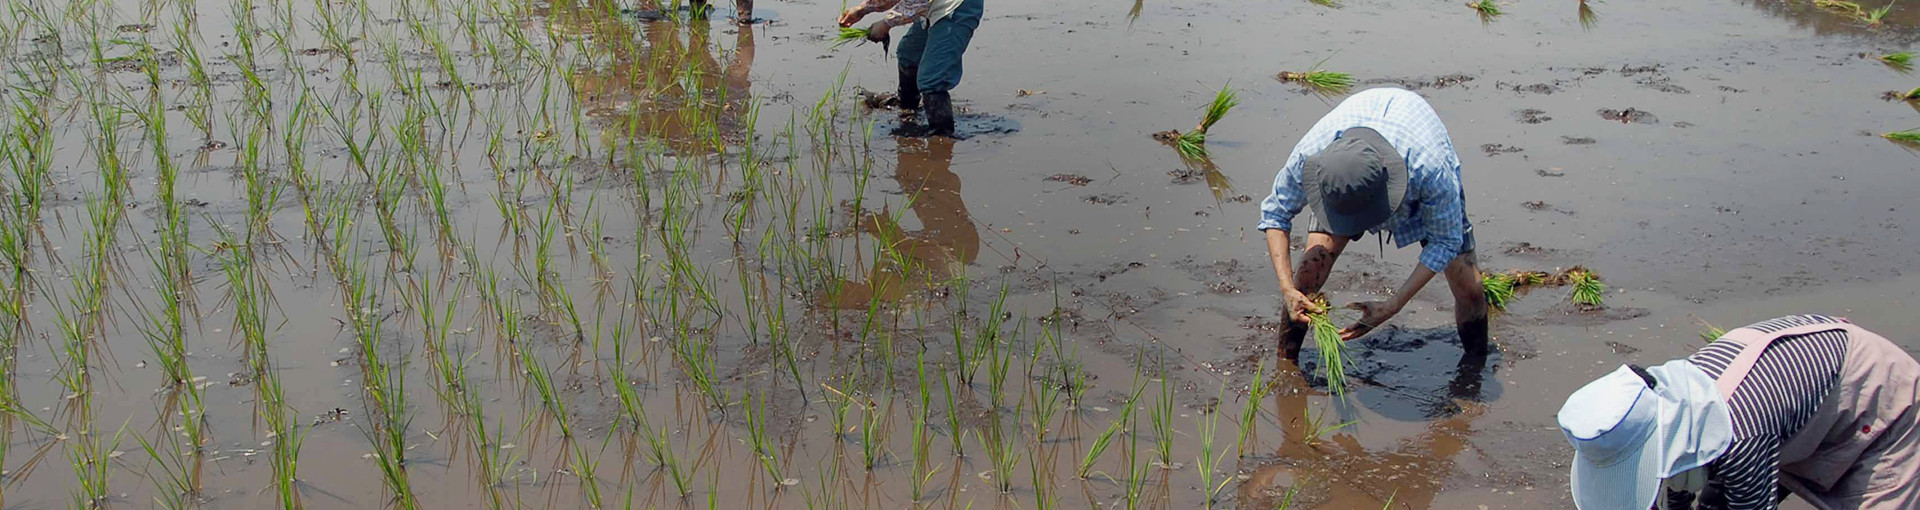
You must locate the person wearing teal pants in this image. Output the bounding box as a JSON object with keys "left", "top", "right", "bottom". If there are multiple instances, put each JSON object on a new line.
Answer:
{"left": 838, "top": 0, "right": 983, "bottom": 138}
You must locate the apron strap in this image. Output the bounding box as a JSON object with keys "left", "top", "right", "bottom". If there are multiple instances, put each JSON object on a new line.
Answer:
{"left": 1715, "top": 321, "right": 1861, "bottom": 400}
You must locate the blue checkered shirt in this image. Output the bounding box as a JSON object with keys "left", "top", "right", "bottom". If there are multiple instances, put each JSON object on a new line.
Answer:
{"left": 1255, "top": 87, "right": 1469, "bottom": 273}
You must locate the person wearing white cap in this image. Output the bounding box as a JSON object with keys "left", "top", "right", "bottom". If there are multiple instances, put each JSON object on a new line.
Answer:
{"left": 1558, "top": 315, "right": 1920, "bottom": 509}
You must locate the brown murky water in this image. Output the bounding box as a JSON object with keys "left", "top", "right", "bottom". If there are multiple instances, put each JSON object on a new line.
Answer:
{"left": 2, "top": 0, "right": 1918, "bottom": 508}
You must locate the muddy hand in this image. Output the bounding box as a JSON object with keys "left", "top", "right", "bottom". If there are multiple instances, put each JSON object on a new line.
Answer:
{"left": 838, "top": 7, "right": 869, "bottom": 27}
{"left": 866, "top": 19, "right": 894, "bottom": 43}
{"left": 1282, "top": 288, "right": 1320, "bottom": 323}
{"left": 1339, "top": 301, "right": 1399, "bottom": 340}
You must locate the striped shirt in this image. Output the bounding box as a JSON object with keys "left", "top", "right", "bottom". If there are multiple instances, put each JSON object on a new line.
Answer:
{"left": 857, "top": 0, "right": 961, "bottom": 24}
{"left": 1668, "top": 315, "right": 1851, "bottom": 510}
{"left": 1255, "top": 87, "right": 1469, "bottom": 272}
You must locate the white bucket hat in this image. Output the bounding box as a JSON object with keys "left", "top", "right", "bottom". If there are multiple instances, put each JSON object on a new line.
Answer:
{"left": 1557, "top": 360, "right": 1734, "bottom": 510}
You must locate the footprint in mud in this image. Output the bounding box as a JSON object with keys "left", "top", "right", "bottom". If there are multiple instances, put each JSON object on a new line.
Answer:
{"left": 1598, "top": 108, "right": 1659, "bottom": 124}
{"left": 1082, "top": 193, "right": 1127, "bottom": 205}
{"left": 1301, "top": 326, "right": 1505, "bottom": 421}
{"left": 1522, "top": 200, "right": 1573, "bottom": 215}
{"left": 1560, "top": 136, "right": 1596, "bottom": 145}
{"left": 1498, "top": 82, "right": 1561, "bottom": 95}
{"left": 1516, "top": 108, "right": 1552, "bottom": 124}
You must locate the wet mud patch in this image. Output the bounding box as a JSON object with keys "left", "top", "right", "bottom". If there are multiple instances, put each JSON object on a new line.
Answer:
{"left": 1480, "top": 143, "right": 1523, "bottom": 156}
{"left": 1499, "top": 241, "right": 1567, "bottom": 260}
{"left": 1533, "top": 303, "right": 1650, "bottom": 327}
{"left": 1303, "top": 326, "right": 1506, "bottom": 421}
{"left": 872, "top": 112, "right": 1021, "bottom": 139}
{"left": 1521, "top": 200, "right": 1573, "bottom": 215}
{"left": 1081, "top": 193, "right": 1127, "bottom": 205}
{"left": 1496, "top": 81, "right": 1562, "bottom": 95}
{"left": 1170, "top": 257, "right": 1256, "bottom": 295}
{"left": 1043, "top": 173, "right": 1093, "bottom": 186}
{"left": 1559, "top": 136, "right": 1596, "bottom": 145}
{"left": 1598, "top": 107, "right": 1659, "bottom": 124}
{"left": 1362, "top": 74, "right": 1476, "bottom": 90}
{"left": 1516, "top": 108, "right": 1551, "bottom": 124}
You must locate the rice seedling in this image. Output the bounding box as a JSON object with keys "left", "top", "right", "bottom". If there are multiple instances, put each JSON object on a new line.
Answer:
{"left": 1150, "top": 373, "right": 1176, "bottom": 467}
{"left": 1468, "top": 0, "right": 1504, "bottom": 19}
{"left": 1301, "top": 403, "right": 1356, "bottom": 447}
{"left": 1195, "top": 387, "right": 1230, "bottom": 508}
{"left": 1276, "top": 60, "right": 1354, "bottom": 96}
{"left": 1697, "top": 318, "right": 1727, "bottom": 343}
{"left": 1304, "top": 294, "right": 1353, "bottom": 398}
{"left": 1897, "top": 86, "right": 1920, "bottom": 101}
{"left": 1578, "top": 0, "right": 1600, "bottom": 30}
{"left": 1867, "top": 1, "right": 1896, "bottom": 25}
{"left": 1194, "top": 84, "right": 1238, "bottom": 135}
{"left": 1236, "top": 362, "right": 1273, "bottom": 456}
{"left": 1566, "top": 268, "right": 1606, "bottom": 308}
{"left": 1481, "top": 272, "right": 1517, "bottom": 311}
{"left": 1079, "top": 376, "right": 1146, "bottom": 478}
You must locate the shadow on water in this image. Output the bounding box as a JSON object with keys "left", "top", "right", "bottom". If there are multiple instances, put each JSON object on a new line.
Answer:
{"left": 1243, "top": 333, "right": 1498, "bottom": 508}
{"left": 871, "top": 112, "right": 1022, "bottom": 139}
{"left": 829, "top": 137, "right": 981, "bottom": 308}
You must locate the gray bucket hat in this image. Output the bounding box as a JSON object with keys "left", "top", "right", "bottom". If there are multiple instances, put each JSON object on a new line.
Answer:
{"left": 1304, "top": 127, "right": 1407, "bottom": 237}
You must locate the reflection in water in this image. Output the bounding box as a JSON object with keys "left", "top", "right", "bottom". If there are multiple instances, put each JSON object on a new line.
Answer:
{"left": 1732, "top": 0, "right": 1920, "bottom": 37}
{"left": 552, "top": 0, "right": 755, "bottom": 154}
{"left": 1239, "top": 353, "right": 1489, "bottom": 509}
{"left": 830, "top": 138, "right": 980, "bottom": 309}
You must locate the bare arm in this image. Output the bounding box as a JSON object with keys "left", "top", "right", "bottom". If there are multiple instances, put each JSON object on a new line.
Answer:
{"left": 1265, "top": 229, "right": 1297, "bottom": 294}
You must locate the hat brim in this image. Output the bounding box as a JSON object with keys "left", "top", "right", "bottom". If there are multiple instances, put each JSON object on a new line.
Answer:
{"left": 1570, "top": 425, "right": 1663, "bottom": 510}
{"left": 1305, "top": 127, "right": 1408, "bottom": 237}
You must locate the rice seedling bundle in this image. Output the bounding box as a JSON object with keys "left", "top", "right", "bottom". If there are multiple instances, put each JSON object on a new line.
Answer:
{"left": 1567, "top": 269, "right": 1605, "bottom": 308}
{"left": 1885, "top": 128, "right": 1920, "bottom": 142}
{"left": 1304, "top": 294, "right": 1351, "bottom": 397}
{"left": 1883, "top": 52, "right": 1914, "bottom": 67}
{"left": 1481, "top": 272, "right": 1516, "bottom": 311}
{"left": 1196, "top": 85, "right": 1238, "bottom": 134}
{"left": 1276, "top": 70, "right": 1354, "bottom": 95}
{"left": 833, "top": 27, "right": 870, "bottom": 48}
{"left": 1468, "top": 0, "right": 1503, "bottom": 18}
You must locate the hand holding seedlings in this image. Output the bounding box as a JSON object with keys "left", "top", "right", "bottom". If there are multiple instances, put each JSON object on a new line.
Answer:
{"left": 1283, "top": 286, "right": 1324, "bottom": 323}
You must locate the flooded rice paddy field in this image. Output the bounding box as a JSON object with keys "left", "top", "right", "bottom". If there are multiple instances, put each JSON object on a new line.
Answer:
{"left": 1, "top": 0, "right": 1918, "bottom": 507}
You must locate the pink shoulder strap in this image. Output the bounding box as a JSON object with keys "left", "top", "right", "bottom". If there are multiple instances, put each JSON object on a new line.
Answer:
{"left": 1715, "top": 322, "right": 1862, "bottom": 400}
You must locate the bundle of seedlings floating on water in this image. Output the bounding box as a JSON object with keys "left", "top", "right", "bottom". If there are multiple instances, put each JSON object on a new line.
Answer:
{"left": 1304, "top": 293, "right": 1353, "bottom": 397}
{"left": 1481, "top": 271, "right": 1518, "bottom": 311}
{"left": 1467, "top": 0, "right": 1504, "bottom": 20}
{"left": 1885, "top": 128, "right": 1920, "bottom": 144}
{"left": 1564, "top": 267, "right": 1606, "bottom": 309}
{"left": 1881, "top": 51, "right": 1914, "bottom": 72}
{"left": 1277, "top": 57, "right": 1354, "bottom": 96}
{"left": 1153, "top": 84, "right": 1238, "bottom": 159}
{"left": 1866, "top": 1, "right": 1896, "bottom": 25}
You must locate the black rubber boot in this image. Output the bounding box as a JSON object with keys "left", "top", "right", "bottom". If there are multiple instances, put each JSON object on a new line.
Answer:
{"left": 924, "top": 91, "right": 956, "bottom": 138}
{"left": 897, "top": 66, "right": 921, "bottom": 111}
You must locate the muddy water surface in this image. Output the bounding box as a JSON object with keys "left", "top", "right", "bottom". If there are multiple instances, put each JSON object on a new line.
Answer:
{"left": 1, "top": 0, "right": 1917, "bottom": 508}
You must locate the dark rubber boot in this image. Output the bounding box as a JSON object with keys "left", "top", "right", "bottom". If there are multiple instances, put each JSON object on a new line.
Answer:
{"left": 925, "top": 91, "right": 956, "bottom": 138}
{"left": 897, "top": 66, "right": 921, "bottom": 111}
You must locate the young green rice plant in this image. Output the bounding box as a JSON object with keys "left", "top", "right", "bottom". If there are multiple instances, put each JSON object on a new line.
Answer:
{"left": 1867, "top": 1, "right": 1895, "bottom": 25}
{"left": 1236, "top": 362, "right": 1272, "bottom": 456}
{"left": 1881, "top": 52, "right": 1914, "bottom": 72}
{"left": 1697, "top": 318, "right": 1727, "bottom": 343}
{"left": 1481, "top": 272, "right": 1517, "bottom": 311}
{"left": 1566, "top": 268, "right": 1606, "bottom": 308}
{"left": 1897, "top": 86, "right": 1920, "bottom": 100}
{"left": 1078, "top": 376, "right": 1147, "bottom": 478}
{"left": 1150, "top": 372, "right": 1176, "bottom": 467}
{"left": 1195, "top": 388, "right": 1231, "bottom": 508}
{"left": 1304, "top": 294, "right": 1353, "bottom": 398}
{"left": 1301, "top": 403, "right": 1357, "bottom": 447}
{"left": 1467, "top": 0, "right": 1504, "bottom": 19}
